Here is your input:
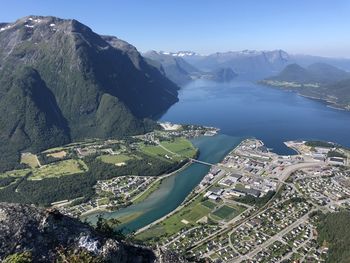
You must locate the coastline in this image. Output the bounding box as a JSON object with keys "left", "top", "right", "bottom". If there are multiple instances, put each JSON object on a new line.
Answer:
{"left": 259, "top": 82, "right": 349, "bottom": 112}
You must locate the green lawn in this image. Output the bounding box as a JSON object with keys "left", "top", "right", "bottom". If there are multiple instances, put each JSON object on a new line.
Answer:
{"left": 182, "top": 204, "right": 211, "bottom": 222}
{"left": 98, "top": 154, "right": 132, "bottom": 164}
{"left": 136, "top": 195, "right": 215, "bottom": 242}
{"left": 140, "top": 138, "right": 196, "bottom": 162}
{"left": 212, "top": 205, "right": 237, "bottom": 220}
{"left": 28, "top": 159, "right": 88, "bottom": 180}
{"left": 160, "top": 138, "right": 197, "bottom": 158}
{"left": 201, "top": 199, "right": 217, "bottom": 209}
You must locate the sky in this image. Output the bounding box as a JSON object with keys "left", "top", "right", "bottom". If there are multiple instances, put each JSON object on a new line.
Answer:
{"left": 1, "top": 0, "right": 350, "bottom": 57}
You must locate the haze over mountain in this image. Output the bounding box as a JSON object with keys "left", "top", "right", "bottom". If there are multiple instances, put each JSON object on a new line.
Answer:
{"left": 261, "top": 62, "right": 350, "bottom": 110}
{"left": 143, "top": 50, "right": 237, "bottom": 85}
{"left": 154, "top": 49, "right": 350, "bottom": 81}
{"left": 0, "top": 16, "right": 179, "bottom": 171}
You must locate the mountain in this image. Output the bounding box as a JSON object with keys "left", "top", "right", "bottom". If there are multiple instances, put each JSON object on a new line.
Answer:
{"left": 0, "top": 16, "right": 179, "bottom": 171}
{"left": 143, "top": 51, "right": 200, "bottom": 85}
{"left": 143, "top": 51, "right": 237, "bottom": 85}
{"left": 265, "top": 63, "right": 350, "bottom": 84}
{"left": 183, "top": 49, "right": 290, "bottom": 79}
{"left": 261, "top": 63, "right": 350, "bottom": 110}
{"left": 0, "top": 202, "right": 185, "bottom": 262}
{"left": 159, "top": 51, "right": 199, "bottom": 57}
{"left": 180, "top": 50, "right": 350, "bottom": 81}
{"left": 306, "top": 63, "right": 350, "bottom": 83}
{"left": 205, "top": 67, "right": 238, "bottom": 82}
{"left": 291, "top": 54, "right": 350, "bottom": 72}
{"left": 268, "top": 63, "right": 312, "bottom": 83}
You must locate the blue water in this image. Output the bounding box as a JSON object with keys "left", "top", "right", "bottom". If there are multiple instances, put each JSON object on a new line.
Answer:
{"left": 161, "top": 80, "right": 350, "bottom": 155}
{"left": 85, "top": 80, "right": 350, "bottom": 231}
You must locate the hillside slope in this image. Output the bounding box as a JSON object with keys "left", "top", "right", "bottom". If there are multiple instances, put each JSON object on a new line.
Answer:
{"left": 0, "top": 16, "right": 179, "bottom": 171}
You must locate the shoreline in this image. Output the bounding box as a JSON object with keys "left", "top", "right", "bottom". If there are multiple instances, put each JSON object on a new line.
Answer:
{"left": 131, "top": 160, "right": 193, "bottom": 205}
{"left": 259, "top": 82, "right": 349, "bottom": 112}
{"left": 80, "top": 159, "right": 194, "bottom": 220}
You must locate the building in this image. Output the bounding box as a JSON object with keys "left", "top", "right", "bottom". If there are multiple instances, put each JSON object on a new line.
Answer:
{"left": 233, "top": 188, "right": 261, "bottom": 198}
{"left": 328, "top": 157, "right": 345, "bottom": 165}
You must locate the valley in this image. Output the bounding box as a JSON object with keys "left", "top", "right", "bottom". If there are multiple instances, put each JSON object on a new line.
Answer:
{"left": 1, "top": 3, "right": 350, "bottom": 262}
{"left": 0, "top": 123, "right": 217, "bottom": 215}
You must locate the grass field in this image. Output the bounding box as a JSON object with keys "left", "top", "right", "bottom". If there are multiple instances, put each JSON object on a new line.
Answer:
{"left": 47, "top": 151, "right": 67, "bottom": 159}
{"left": 0, "top": 169, "right": 31, "bottom": 179}
{"left": 140, "top": 138, "right": 197, "bottom": 162}
{"left": 42, "top": 146, "right": 67, "bottom": 154}
{"left": 20, "top": 153, "right": 40, "bottom": 168}
{"left": 201, "top": 199, "right": 217, "bottom": 209}
{"left": 136, "top": 195, "right": 215, "bottom": 242}
{"left": 98, "top": 154, "right": 132, "bottom": 165}
{"left": 160, "top": 138, "right": 197, "bottom": 158}
{"left": 28, "top": 159, "right": 88, "bottom": 180}
{"left": 212, "top": 205, "right": 238, "bottom": 220}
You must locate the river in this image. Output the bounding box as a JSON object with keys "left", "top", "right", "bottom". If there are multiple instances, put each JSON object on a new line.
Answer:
{"left": 84, "top": 134, "right": 242, "bottom": 232}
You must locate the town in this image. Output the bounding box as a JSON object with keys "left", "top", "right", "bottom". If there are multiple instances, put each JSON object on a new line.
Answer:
{"left": 135, "top": 138, "right": 350, "bottom": 263}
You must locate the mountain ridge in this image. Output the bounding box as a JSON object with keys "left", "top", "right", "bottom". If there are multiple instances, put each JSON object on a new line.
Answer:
{"left": 143, "top": 50, "right": 238, "bottom": 85}
{"left": 0, "top": 15, "right": 179, "bottom": 171}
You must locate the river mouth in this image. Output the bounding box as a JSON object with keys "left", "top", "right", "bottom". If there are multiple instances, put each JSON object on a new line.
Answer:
{"left": 82, "top": 134, "right": 243, "bottom": 232}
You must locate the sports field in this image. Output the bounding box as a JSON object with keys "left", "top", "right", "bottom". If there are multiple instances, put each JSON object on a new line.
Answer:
{"left": 136, "top": 195, "right": 216, "bottom": 242}
{"left": 140, "top": 138, "right": 197, "bottom": 162}
{"left": 201, "top": 199, "right": 217, "bottom": 209}
{"left": 212, "top": 205, "right": 238, "bottom": 220}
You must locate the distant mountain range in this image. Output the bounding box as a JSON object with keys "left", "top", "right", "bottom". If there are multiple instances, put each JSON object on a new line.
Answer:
{"left": 143, "top": 51, "right": 237, "bottom": 85}
{"left": 148, "top": 49, "right": 350, "bottom": 82}
{"left": 0, "top": 16, "right": 179, "bottom": 171}
{"left": 261, "top": 63, "right": 350, "bottom": 110}
{"left": 184, "top": 50, "right": 291, "bottom": 79}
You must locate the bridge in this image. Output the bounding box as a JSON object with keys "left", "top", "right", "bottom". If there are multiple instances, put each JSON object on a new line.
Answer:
{"left": 189, "top": 158, "right": 216, "bottom": 167}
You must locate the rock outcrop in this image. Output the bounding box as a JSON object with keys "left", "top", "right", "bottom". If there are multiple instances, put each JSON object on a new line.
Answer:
{"left": 0, "top": 203, "right": 185, "bottom": 262}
